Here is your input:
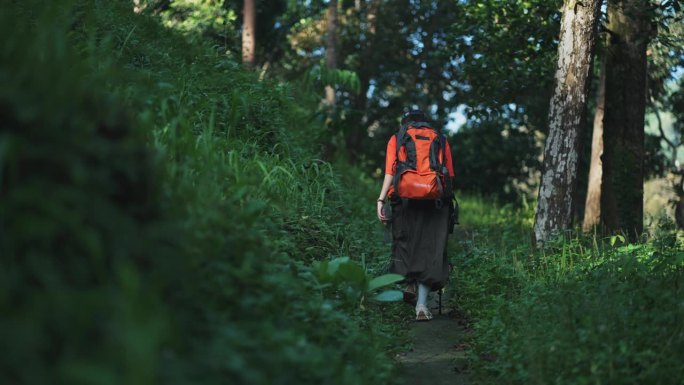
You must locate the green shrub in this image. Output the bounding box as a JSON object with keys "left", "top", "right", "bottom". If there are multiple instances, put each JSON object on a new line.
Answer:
{"left": 0, "top": 3, "right": 173, "bottom": 383}
{"left": 1, "top": 1, "right": 400, "bottom": 384}
{"left": 452, "top": 196, "right": 684, "bottom": 385}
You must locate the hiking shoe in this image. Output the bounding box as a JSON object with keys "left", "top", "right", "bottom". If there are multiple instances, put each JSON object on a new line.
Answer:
{"left": 402, "top": 282, "right": 417, "bottom": 305}
{"left": 415, "top": 304, "right": 433, "bottom": 322}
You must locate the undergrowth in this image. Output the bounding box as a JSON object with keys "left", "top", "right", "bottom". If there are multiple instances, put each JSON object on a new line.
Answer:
{"left": 1, "top": 1, "right": 403, "bottom": 384}
{"left": 452, "top": 196, "right": 684, "bottom": 385}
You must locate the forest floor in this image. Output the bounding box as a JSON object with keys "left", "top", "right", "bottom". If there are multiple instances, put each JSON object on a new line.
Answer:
{"left": 393, "top": 228, "right": 471, "bottom": 385}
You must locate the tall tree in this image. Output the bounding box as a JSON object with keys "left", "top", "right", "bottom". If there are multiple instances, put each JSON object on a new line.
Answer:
{"left": 325, "top": 0, "right": 338, "bottom": 107}
{"left": 533, "top": 0, "right": 602, "bottom": 244}
{"left": 242, "top": 0, "right": 256, "bottom": 66}
{"left": 345, "top": 0, "right": 379, "bottom": 162}
{"left": 583, "top": 54, "right": 607, "bottom": 232}
{"left": 600, "top": 0, "right": 651, "bottom": 240}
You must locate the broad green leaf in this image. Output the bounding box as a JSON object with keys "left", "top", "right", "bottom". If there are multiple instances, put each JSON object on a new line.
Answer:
{"left": 312, "top": 260, "right": 332, "bottom": 282}
{"left": 337, "top": 261, "right": 367, "bottom": 287}
{"left": 327, "top": 256, "right": 350, "bottom": 276}
{"left": 610, "top": 235, "right": 625, "bottom": 246}
{"left": 372, "top": 290, "right": 403, "bottom": 302}
{"left": 367, "top": 273, "right": 404, "bottom": 292}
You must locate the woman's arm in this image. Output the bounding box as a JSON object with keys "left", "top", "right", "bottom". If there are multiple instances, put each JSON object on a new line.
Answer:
{"left": 376, "top": 174, "right": 393, "bottom": 222}
{"left": 378, "top": 135, "right": 397, "bottom": 222}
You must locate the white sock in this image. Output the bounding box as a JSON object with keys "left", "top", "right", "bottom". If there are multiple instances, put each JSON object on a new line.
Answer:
{"left": 416, "top": 283, "right": 429, "bottom": 309}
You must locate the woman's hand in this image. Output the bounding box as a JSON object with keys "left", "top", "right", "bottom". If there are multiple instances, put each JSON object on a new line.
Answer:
{"left": 377, "top": 200, "right": 387, "bottom": 222}
{"left": 377, "top": 175, "right": 393, "bottom": 223}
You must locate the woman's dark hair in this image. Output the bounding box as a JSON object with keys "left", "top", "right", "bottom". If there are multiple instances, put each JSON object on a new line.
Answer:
{"left": 401, "top": 109, "right": 429, "bottom": 124}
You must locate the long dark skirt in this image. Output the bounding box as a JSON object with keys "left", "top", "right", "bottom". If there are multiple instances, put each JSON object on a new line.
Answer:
{"left": 388, "top": 199, "right": 450, "bottom": 291}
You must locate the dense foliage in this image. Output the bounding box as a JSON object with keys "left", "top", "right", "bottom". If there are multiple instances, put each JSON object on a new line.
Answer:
{"left": 3, "top": 0, "right": 684, "bottom": 384}
{"left": 132, "top": 0, "right": 682, "bottom": 203}
{"left": 452, "top": 199, "right": 684, "bottom": 384}
{"left": 1, "top": 1, "right": 404, "bottom": 384}
{"left": 137, "top": 0, "right": 565, "bottom": 193}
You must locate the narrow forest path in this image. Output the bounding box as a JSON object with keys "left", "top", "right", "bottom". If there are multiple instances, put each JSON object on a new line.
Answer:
{"left": 394, "top": 288, "right": 470, "bottom": 385}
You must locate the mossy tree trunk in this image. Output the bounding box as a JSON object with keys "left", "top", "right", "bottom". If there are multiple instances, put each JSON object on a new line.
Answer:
{"left": 242, "top": 0, "right": 256, "bottom": 67}
{"left": 600, "top": 0, "right": 650, "bottom": 241}
{"left": 325, "top": 0, "right": 338, "bottom": 107}
{"left": 583, "top": 54, "right": 607, "bottom": 232}
{"left": 533, "top": 0, "right": 602, "bottom": 245}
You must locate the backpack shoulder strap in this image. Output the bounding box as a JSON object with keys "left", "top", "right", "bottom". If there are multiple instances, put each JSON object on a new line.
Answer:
{"left": 393, "top": 123, "right": 410, "bottom": 197}
{"left": 395, "top": 123, "right": 409, "bottom": 157}
{"left": 441, "top": 134, "right": 453, "bottom": 198}
{"left": 426, "top": 129, "right": 447, "bottom": 169}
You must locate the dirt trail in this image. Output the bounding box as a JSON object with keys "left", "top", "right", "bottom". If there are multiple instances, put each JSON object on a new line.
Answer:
{"left": 394, "top": 291, "right": 470, "bottom": 385}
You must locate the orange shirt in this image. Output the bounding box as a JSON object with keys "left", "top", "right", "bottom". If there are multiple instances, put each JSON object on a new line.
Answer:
{"left": 385, "top": 134, "right": 455, "bottom": 177}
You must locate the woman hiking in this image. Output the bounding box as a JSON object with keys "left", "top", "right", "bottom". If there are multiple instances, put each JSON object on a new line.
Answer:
{"left": 376, "top": 109, "right": 455, "bottom": 321}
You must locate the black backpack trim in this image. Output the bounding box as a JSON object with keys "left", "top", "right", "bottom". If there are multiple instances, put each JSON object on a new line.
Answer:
{"left": 392, "top": 121, "right": 452, "bottom": 200}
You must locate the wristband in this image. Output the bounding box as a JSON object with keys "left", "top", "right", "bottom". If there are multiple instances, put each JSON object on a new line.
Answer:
{"left": 377, "top": 199, "right": 385, "bottom": 203}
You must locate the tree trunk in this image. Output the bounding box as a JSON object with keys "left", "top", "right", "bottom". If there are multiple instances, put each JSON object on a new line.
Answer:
{"left": 600, "top": 0, "right": 649, "bottom": 241}
{"left": 242, "top": 0, "right": 256, "bottom": 67}
{"left": 582, "top": 54, "right": 607, "bottom": 232}
{"left": 325, "top": 0, "right": 338, "bottom": 107}
{"left": 533, "top": 0, "right": 602, "bottom": 245}
{"left": 346, "top": 0, "right": 379, "bottom": 163}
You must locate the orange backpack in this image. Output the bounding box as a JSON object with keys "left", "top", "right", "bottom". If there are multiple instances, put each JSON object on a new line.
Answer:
{"left": 391, "top": 121, "right": 452, "bottom": 200}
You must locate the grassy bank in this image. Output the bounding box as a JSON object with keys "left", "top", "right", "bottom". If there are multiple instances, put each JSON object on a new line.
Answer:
{"left": 452, "top": 196, "right": 684, "bottom": 384}
{"left": 1, "top": 1, "right": 403, "bottom": 384}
